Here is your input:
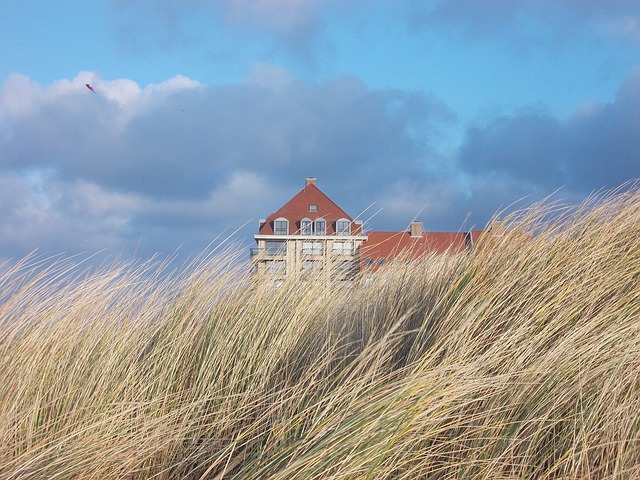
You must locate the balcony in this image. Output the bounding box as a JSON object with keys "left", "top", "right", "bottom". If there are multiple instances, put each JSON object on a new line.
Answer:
{"left": 250, "top": 243, "right": 287, "bottom": 258}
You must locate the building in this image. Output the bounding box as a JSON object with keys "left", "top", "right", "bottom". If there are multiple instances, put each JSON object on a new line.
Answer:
{"left": 251, "top": 177, "right": 366, "bottom": 282}
{"left": 360, "top": 221, "right": 483, "bottom": 273}
{"left": 252, "top": 177, "right": 482, "bottom": 281}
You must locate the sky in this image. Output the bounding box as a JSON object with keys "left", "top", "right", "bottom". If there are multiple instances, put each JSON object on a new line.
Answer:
{"left": 1, "top": 0, "right": 639, "bottom": 265}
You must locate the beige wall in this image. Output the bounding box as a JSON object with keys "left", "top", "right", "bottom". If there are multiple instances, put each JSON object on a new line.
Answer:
{"left": 253, "top": 235, "right": 367, "bottom": 280}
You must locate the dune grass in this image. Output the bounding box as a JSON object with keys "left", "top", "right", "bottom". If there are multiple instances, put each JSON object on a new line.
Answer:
{"left": 0, "top": 185, "right": 639, "bottom": 479}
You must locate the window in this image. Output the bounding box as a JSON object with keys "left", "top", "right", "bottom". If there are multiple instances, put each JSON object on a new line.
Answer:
{"left": 274, "top": 218, "right": 288, "bottom": 235}
{"left": 302, "top": 242, "right": 323, "bottom": 256}
{"left": 309, "top": 204, "right": 318, "bottom": 211}
{"left": 333, "top": 242, "right": 354, "bottom": 255}
{"left": 315, "top": 219, "right": 326, "bottom": 236}
{"left": 363, "top": 258, "right": 374, "bottom": 266}
{"left": 266, "top": 260, "right": 286, "bottom": 274}
{"left": 335, "top": 261, "right": 354, "bottom": 276}
{"left": 336, "top": 218, "right": 351, "bottom": 236}
{"left": 300, "top": 218, "right": 313, "bottom": 235}
{"left": 303, "top": 260, "right": 322, "bottom": 274}
{"left": 265, "top": 241, "right": 286, "bottom": 255}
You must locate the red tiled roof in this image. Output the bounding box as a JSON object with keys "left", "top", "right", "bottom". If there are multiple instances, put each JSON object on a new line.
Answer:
{"left": 258, "top": 181, "right": 361, "bottom": 235}
{"left": 360, "top": 230, "right": 482, "bottom": 271}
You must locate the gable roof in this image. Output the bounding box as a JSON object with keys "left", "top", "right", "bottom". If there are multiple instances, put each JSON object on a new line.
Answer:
{"left": 258, "top": 179, "right": 358, "bottom": 235}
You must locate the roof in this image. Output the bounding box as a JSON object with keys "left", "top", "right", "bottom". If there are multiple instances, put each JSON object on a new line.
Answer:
{"left": 258, "top": 180, "right": 360, "bottom": 235}
{"left": 360, "top": 230, "right": 483, "bottom": 271}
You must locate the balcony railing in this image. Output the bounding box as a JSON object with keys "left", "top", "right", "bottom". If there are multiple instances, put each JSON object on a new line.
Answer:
{"left": 250, "top": 246, "right": 286, "bottom": 258}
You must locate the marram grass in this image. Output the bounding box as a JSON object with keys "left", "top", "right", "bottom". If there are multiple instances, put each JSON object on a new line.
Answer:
{"left": 1, "top": 186, "right": 639, "bottom": 479}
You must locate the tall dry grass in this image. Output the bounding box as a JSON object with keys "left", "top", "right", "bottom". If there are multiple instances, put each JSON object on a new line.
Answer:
{"left": 0, "top": 185, "right": 638, "bottom": 479}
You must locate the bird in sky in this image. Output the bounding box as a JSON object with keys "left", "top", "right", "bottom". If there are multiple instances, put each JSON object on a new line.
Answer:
{"left": 85, "top": 83, "right": 96, "bottom": 93}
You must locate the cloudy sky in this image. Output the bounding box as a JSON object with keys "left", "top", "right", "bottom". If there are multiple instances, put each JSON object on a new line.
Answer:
{"left": 1, "top": 0, "right": 639, "bottom": 264}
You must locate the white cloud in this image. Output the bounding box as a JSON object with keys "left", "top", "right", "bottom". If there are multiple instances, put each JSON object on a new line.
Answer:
{"left": 7, "top": 65, "right": 635, "bottom": 263}
{"left": 0, "top": 73, "right": 42, "bottom": 117}
{"left": 0, "top": 173, "right": 124, "bottom": 260}
{"left": 147, "top": 75, "right": 204, "bottom": 95}
{"left": 1, "top": 69, "right": 458, "bottom": 259}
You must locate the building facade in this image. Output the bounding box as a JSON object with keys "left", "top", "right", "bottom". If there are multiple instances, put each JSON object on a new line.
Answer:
{"left": 252, "top": 178, "right": 367, "bottom": 282}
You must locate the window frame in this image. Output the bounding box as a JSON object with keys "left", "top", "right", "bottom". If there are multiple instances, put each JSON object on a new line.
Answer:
{"left": 300, "top": 218, "right": 313, "bottom": 235}
{"left": 265, "top": 241, "right": 286, "bottom": 256}
{"left": 332, "top": 241, "right": 354, "bottom": 255}
{"left": 336, "top": 218, "right": 351, "bottom": 236}
{"left": 302, "top": 241, "right": 323, "bottom": 256}
{"left": 335, "top": 261, "right": 354, "bottom": 275}
{"left": 302, "top": 259, "right": 323, "bottom": 274}
{"left": 315, "top": 218, "right": 326, "bottom": 236}
{"left": 265, "top": 259, "right": 286, "bottom": 274}
{"left": 273, "top": 217, "right": 289, "bottom": 235}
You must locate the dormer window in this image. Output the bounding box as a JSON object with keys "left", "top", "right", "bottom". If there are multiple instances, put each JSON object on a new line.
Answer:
{"left": 309, "top": 204, "right": 318, "bottom": 212}
{"left": 315, "top": 218, "right": 326, "bottom": 236}
{"left": 300, "top": 218, "right": 313, "bottom": 235}
{"left": 274, "top": 218, "right": 289, "bottom": 235}
{"left": 336, "top": 218, "right": 351, "bottom": 236}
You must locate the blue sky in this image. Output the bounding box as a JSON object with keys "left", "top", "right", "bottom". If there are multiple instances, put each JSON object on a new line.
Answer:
{"left": 1, "top": 0, "right": 639, "bottom": 263}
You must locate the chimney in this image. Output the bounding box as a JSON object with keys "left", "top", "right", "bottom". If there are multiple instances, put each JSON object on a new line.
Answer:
{"left": 305, "top": 177, "right": 317, "bottom": 187}
{"left": 410, "top": 221, "right": 423, "bottom": 237}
